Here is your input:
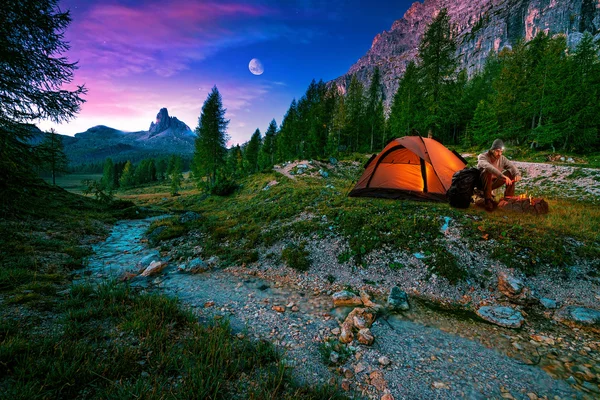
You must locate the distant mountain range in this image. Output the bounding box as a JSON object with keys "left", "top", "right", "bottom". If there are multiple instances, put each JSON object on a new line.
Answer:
{"left": 332, "top": 0, "right": 600, "bottom": 108}
{"left": 58, "top": 108, "right": 196, "bottom": 166}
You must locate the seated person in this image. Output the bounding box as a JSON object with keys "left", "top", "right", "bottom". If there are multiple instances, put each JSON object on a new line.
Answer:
{"left": 477, "top": 139, "right": 521, "bottom": 211}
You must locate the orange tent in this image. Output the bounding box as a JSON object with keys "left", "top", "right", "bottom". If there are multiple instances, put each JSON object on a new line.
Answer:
{"left": 348, "top": 136, "right": 467, "bottom": 201}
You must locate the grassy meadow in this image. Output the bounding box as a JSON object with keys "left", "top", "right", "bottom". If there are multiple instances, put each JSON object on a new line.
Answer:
{"left": 2, "top": 155, "right": 599, "bottom": 399}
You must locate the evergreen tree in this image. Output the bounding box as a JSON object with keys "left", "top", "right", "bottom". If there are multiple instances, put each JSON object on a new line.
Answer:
{"left": 468, "top": 100, "right": 499, "bottom": 146}
{"left": 101, "top": 158, "right": 115, "bottom": 190}
{"left": 225, "top": 145, "right": 244, "bottom": 178}
{"left": 258, "top": 119, "right": 277, "bottom": 171}
{"left": 193, "top": 86, "right": 229, "bottom": 189}
{"left": 328, "top": 88, "right": 347, "bottom": 156}
{"left": 0, "top": 0, "right": 86, "bottom": 188}
{"left": 156, "top": 158, "right": 167, "bottom": 181}
{"left": 119, "top": 161, "right": 135, "bottom": 189}
{"left": 346, "top": 75, "right": 366, "bottom": 152}
{"left": 37, "top": 128, "right": 69, "bottom": 185}
{"left": 276, "top": 100, "right": 299, "bottom": 161}
{"left": 389, "top": 61, "right": 423, "bottom": 138}
{"left": 365, "top": 68, "right": 386, "bottom": 151}
{"left": 244, "top": 129, "right": 261, "bottom": 174}
{"left": 169, "top": 155, "right": 182, "bottom": 196}
{"left": 418, "top": 8, "right": 458, "bottom": 142}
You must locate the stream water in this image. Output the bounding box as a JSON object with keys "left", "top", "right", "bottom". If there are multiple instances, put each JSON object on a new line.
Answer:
{"left": 81, "top": 217, "right": 599, "bottom": 399}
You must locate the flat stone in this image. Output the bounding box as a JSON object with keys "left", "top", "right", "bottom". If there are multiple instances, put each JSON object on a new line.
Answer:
{"left": 539, "top": 298, "right": 558, "bottom": 309}
{"left": 476, "top": 306, "right": 524, "bottom": 328}
{"left": 555, "top": 306, "right": 600, "bottom": 332}
{"left": 498, "top": 272, "right": 524, "bottom": 297}
{"left": 387, "top": 286, "right": 409, "bottom": 311}
{"left": 332, "top": 290, "right": 363, "bottom": 307}
{"left": 141, "top": 261, "right": 167, "bottom": 277}
{"left": 357, "top": 328, "right": 374, "bottom": 345}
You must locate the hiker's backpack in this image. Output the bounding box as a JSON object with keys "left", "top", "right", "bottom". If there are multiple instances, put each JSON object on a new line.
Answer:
{"left": 447, "top": 167, "right": 481, "bottom": 208}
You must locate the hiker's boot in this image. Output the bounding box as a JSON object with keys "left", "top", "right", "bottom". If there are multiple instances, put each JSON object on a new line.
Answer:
{"left": 485, "top": 198, "right": 494, "bottom": 212}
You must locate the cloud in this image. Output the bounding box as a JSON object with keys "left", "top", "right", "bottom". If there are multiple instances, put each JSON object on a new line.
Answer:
{"left": 67, "top": 1, "right": 285, "bottom": 78}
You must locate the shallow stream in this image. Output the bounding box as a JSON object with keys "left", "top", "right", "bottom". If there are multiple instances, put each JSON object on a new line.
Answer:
{"left": 81, "top": 217, "right": 599, "bottom": 399}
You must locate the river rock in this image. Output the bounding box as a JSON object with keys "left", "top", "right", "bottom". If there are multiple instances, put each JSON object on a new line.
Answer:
{"left": 498, "top": 272, "right": 524, "bottom": 297}
{"left": 179, "top": 211, "right": 201, "bottom": 224}
{"left": 141, "top": 261, "right": 167, "bottom": 277}
{"left": 476, "top": 306, "right": 524, "bottom": 329}
{"left": 332, "top": 290, "right": 363, "bottom": 307}
{"left": 554, "top": 306, "right": 600, "bottom": 332}
{"left": 539, "top": 298, "right": 558, "bottom": 309}
{"left": 181, "top": 258, "right": 209, "bottom": 274}
{"left": 369, "top": 370, "right": 387, "bottom": 391}
{"left": 137, "top": 252, "right": 159, "bottom": 270}
{"left": 357, "top": 328, "right": 374, "bottom": 345}
{"left": 387, "top": 286, "right": 409, "bottom": 311}
{"left": 147, "top": 226, "right": 167, "bottom": 243}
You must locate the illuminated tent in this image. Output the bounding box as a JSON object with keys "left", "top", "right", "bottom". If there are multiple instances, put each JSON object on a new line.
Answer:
{"left": 348, "top": 136, "right": 467, "bottom": 201}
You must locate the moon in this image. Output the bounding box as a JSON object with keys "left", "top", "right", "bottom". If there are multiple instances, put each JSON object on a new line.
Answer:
{"left": 249, "top": 58, "right": 264, "bottom": 75}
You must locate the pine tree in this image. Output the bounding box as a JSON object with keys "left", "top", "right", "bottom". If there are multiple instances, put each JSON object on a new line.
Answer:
{"left": 119, "top": 161, "right": 135, "bottom": 189}
{"left": 37, "top": 128, "right": 69, "bottom": 185}
{"left": 0, "top": 0, "right": 86, "bottom": 188}
{"left": 244, "top": 129, "right": 261, "bottom": 174}
{"left": 365, "top": 68, "right": 386, "bottom": 151}
{"left": 276, "top": 100, "right": 299, "bottom": 161}
{"left": 389, "top": 61, "right": 423, "bottom": 138}
{"left": 258, "top": 119, "right": 277, "bottom": 171}
{"left": 417, "top": 8, "right": 458, "bottom": 142}
{"left": 101, "top": 158, "right": 115, "bottom": 190}
{"left": 193, "top": 86, "right": 229, "bottom": 189}
{"left": 328, "top": 89, "right": 347, "bottom": 155}
{"left": 468, "top": 100, "right": 499, "bottom": 146}
{"left": 169, "top": 155, "right": 182, "bottom": 196}
{"left": 346, "top": 75, "right": 366, "bottom": 152}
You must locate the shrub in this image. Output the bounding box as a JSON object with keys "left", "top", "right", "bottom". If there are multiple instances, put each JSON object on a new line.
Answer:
{"left": 281, "top": 242, "right": 311, "bottom": 272}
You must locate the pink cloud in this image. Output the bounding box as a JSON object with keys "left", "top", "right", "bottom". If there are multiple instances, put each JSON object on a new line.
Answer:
{"left": 67, "top": 1, "right": 277, "bottom": 78}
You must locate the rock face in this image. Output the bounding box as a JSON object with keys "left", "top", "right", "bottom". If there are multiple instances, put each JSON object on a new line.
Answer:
{"left": 61, "top": 108, "right": 195, "bottom": 165}
{"left": 332, "top": 0, "right": 600, "bottom": 108}
{"left": 148, "top": 108, "right": 192, "bottom": 137}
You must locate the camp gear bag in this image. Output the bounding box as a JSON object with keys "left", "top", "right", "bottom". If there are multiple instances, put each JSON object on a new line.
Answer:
{"left": 447, "top": 167, "right": 481, "bottom": 208}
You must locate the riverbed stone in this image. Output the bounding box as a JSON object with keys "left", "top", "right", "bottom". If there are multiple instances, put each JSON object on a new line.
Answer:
{"left": 476, "top": 306, "right": 525, "bottom": 328}
{"left": 185, "top": 258, "right": 209, "bottom": 274}
{"left": 357, "top": 328, "right": 374, "bottom": 345}
{"left": 387, "top": 286, "right": 409, "bottom": 311}
{"left": 539, "top": 298, "right": 558, "bottom": 309}
{"left": 554, "top": 306, "right": 600, "bottom": 332}
{"left": 137, "top": 252, "right": 159, "bottom": 270}
{"left": 179, "top": 211, "right": 201, "bottom": 224}
{"left": 332, "top": 290, "right": 363, "bottom": 307}
{"left": 141, "top": 261, "right": 167, "bottom": 277}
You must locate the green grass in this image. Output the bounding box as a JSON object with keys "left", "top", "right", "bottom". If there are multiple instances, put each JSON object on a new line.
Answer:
{"left": 1, "top": 280, "right": 347, "bottom": 399}
{"left": 125, "top": 157, "right": 599, "bottom": 279}
{"left": 0, "top": 180, "right": 349, "bottom": 399}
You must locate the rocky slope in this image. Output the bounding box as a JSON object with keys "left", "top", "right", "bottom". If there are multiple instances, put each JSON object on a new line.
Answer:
{"left": 332, "top": 0, "right": 600, "bottom": 107}
{"left": 62, "top": 108, "right": 196, "bottom": 165}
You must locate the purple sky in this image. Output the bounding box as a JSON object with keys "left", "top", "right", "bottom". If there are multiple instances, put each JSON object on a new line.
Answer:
{"left": 38, "top": 0, "right": 414, "bottom": 145}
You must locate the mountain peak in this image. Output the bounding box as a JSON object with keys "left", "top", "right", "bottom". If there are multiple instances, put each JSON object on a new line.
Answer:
{"left": 148, "top": 107, "right": 191, "bottom": 136}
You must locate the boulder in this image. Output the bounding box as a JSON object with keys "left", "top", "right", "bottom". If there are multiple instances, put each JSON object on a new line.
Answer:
{"left": 357, "top": 328, "right": 374, "bottom": 345}
{"left": 141, "top": 261, "right": 167, "bottom": 277}
{"left": 179, "top": 211, "right": 201, "bottom": 224}
{"left": 387, "top": 286, "right": 409, "bottom": 311}
{"left": 476, "top": 306, "right": 524, "bottom": 329}
{"left": 137, "top": 252, "right": 159, "bottom": 270}
{"left": 497, "top": 272, "right": 524, "bottom": 297}
{"left": 539, "top": 298, "right": 558, "bottom": 309}
{"left": 185, "top": 258, "right": 209, "bottom": 274}
{"left": 332, "top": 290, "right": 363, "bottom": 307}
{"left": 554, "top": 306, "right": 600, "bottom": 332}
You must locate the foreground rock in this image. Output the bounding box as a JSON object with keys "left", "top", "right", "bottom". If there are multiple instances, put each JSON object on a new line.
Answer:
{"left": 554, "top": 306, "right": 600, "bottom": 332}
{"left": 332, "top": 290, "right": 363, "bottom": 307}
{"left": 476, "top": 306, "right": 524, "bottom": 329}
{"left": 140, "top": 261, "right": 167, "bottom": 277}
{"left": 387, "top": 286, "right": 410, "bottom": 311}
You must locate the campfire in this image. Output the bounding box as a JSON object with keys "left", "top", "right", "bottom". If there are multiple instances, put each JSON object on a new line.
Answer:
{"left": 497, "top": 193, "right": 549, "bottom": 214}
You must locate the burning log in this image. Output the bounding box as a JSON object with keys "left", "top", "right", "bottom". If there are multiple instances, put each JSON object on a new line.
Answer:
{"left": 497, "top": 195, "right": 549, "bottom": 214}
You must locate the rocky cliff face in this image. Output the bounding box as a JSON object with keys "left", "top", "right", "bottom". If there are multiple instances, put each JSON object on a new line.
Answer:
{"left": 148, "top": 107, "right": 192, "bottom": 137}
{"left": 333, "top": 0, "right": 600, "bottom": 107}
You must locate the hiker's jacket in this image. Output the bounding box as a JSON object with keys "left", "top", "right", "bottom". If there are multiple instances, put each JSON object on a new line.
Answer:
{"left": 477, "top": 151, "right": 520, "bottom": 178}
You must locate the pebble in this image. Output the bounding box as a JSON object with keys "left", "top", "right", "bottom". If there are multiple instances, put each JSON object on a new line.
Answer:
{"left": 378, "top": 356, "right": 391, "bottom": 366}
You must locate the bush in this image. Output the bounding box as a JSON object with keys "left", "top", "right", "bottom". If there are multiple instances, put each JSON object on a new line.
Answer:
{"left": 210, "top": 178, "right": 239, "bottom": 196}
{"left": 281, "top": 242, "right": 311, "bottom": 272}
